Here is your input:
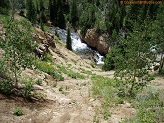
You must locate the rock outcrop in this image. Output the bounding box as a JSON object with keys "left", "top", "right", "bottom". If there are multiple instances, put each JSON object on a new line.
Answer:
{"left": 34, "top": 27, "right": 56, "bottom": 56}
{"left": 79, "top": 29, "right": 109, "bottom": 55}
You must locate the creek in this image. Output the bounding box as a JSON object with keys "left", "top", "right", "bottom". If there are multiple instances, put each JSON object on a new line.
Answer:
{"left": 51, "top": 27, "right": 104, "bottom": 65}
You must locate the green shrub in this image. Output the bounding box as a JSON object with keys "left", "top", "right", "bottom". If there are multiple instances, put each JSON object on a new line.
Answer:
{"left": 35, "top": 78, "right": 42, "bottom": 85}
{"left": 0, "top": 7, "right": 9, "bottom": 15}
{"left": 103, "top": 49, "right": 116, "bottom": 71}
{"left": 13, "top": 108, "right": 23, "bottom": 116}
{"left": 122, "top": 88, "right": 164, "bottom": 123}
{"left": 42, "top": 53, "right": 52, "bottom": 62}
{"left": 23, "top": 79, "right": 34, "bottom": 98}
{"left": 92, "top": 75, "right": 117, "bottom": 120}
{"left": 0, "top": 79, "right": 14, "bottom": 95}
{"left": 35, "top": 60, "right": 64, "bottom": 81}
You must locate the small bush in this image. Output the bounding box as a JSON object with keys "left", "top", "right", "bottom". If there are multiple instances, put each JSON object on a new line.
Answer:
{"left": 35, "top": 78, "right": 42, "bottom": 85}
{"left": 35, "top": 60, "right": 64, "bottom": 81}
{"left": 42, "top": 53, "right": 52, "bottom": 62}
{"left": 0, "top": 79, "right": 14, "bottom": 95}
{"left": 0, "top": 7, "right": 9, "bottom": 15}
{"left": 123, "top": 87, "right": 164, "bottom": 123}
{"left": 13, "top": 108, "right": 23, "bottom": 116}
{"left": 103, "top": 49, "right": 115, "bottom": 71}
{"left": 23, "top": 79, "right": 34, "bottom": 98}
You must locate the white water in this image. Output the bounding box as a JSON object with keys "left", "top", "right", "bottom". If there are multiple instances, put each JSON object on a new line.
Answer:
{"left": 51, "top": 27, "right": 104, "bottom": 65}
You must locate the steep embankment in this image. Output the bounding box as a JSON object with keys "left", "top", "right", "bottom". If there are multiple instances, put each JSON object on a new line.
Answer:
{"left": 0, "top": 26, "right": 137, "bottom": 123}
{"left": 0, "top": 15, "right": 163, "bottom": 123}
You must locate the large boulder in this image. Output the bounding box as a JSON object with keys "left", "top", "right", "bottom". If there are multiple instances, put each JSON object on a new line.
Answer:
{"left": 79, "top": 29, "right": 109, "bottom": 55}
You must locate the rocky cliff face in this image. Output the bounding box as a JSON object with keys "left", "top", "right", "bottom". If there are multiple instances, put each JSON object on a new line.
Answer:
{"left": 79, "top": 29, "right": 109, "bottom": 55}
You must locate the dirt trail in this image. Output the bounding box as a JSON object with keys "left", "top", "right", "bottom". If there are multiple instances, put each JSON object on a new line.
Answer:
{"left": 2, "top": 38, "right": 161, "bottom": 123}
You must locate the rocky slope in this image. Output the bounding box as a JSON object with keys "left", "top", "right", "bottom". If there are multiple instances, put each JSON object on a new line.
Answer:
{"left": 0, "top": 27, "right": 137, "bottom": 123}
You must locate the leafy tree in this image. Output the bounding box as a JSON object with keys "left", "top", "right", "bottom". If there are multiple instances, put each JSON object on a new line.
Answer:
{"left": 113, "top": 22, "right": 156, "bottom": 97}
{"left": 66, "top": 28, "right": 72, "bottom": 51}
{"left": 26, "top": 0, "right": 36, "bottom": 24}
{"left": 0, "top": 19, "right": 36, "bottom": 87}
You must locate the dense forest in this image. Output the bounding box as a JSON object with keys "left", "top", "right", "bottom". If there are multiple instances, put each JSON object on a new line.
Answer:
{"left": 0, "top": 0, "right": 164, "bottom": 122}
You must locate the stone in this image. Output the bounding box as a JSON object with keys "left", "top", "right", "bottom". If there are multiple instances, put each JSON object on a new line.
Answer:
{"left": 125, "top": 102, "right": 131, "bottom": 108}
{"left": 33, "top": 85, "right": 44, "bottom": 90}
{"left": 58, "top": 98, "right": 71, "bottom": 105}
{"left": 79, "top": 28, "right": 109, "bottom": 55}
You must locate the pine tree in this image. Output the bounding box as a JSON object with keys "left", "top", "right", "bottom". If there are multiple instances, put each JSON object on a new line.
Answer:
{"left": 26, "top": 0, "right": 36, "bottom": 24}
{"left": 0, "top": 0, "right": 10, "bottom": 14}
{"left": 66, "top": 28, "right": 72, "bottom": 51}
{"left": 70, "top": 0, "right": 78, "bottom": 27}
{"left": 49, "top": 0, "right": 55, "bottom": 22}
{"left": 56, "top": 0, "right": 65, "bottom": 28}
{"left": 0, "top": 0, "right": 9, "bottom": 8}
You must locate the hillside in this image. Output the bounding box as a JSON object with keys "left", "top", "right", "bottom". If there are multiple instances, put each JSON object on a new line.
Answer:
{"left": 0, "top": 0, "right": 164, "bottom": 122}
{"left": 0, "top": 27, "right": 134, "bottom": 123}
{"left": 0, "top": 14, "right": 164, "bottom": 123}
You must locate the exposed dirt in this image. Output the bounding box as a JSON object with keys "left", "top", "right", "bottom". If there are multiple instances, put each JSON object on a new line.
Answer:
{"left": 1, "top": 32, "right": 163, "bottom": 123}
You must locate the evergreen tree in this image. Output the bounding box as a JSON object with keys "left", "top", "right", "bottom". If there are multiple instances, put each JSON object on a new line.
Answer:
{"left": 0, "top": 0, "right": 9, "bottom": 8}
{"left": 56, "top": 0, "right": 65, "bottom": 28}
{"left": 66, "top": 28, "right": 72, "bottom": 51}
{"left": 113, "top": 22, "right": 156, "bottom": 97}
{"left": 0, "top": 0, "right": 10, "bottom": 14}
{"left": 26, "top": 0, "right": 36, "bottom": 24}
{"left": 152, "top": 3, "right": 164, "bottom": 74}
{"left": 70, "top": 0, "right": 78, "bottom": 27}
{"left": 49, "top": 0, "right": 55, "bottom": 22}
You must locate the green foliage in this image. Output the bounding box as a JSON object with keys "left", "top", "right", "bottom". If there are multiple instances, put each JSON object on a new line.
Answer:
{"left": 35, "top": 78, "right": 42, "bottom": 85}
{"left": 35, "top": 59, "right": 64, "bottom": 81}
{"left": 23, "top": 78, "right": 34, "bottom": 98}
{"left": 66, "top": 28, "right": 72, "bottom": 51}
{"left": 49, "top": 0, "right": 56, "bottom": 24}
{"left": 0, "top": 19, "right": 36, "bottom": 87}
{"left": 122, "top": 88, "right": 164, "bottom": 123}
{"left": 151, "top": 3, "right": 164, "bottom": 74}
{"left": 69, "top": 0, "right": 78, "bottom": 27}
{"left": 56, "top": 64, "right": 84, "bottom": 79}
{"left": 92, "top": 75, "right": 117, "bottom": 120}
{"left": 103, "top": 47, "right": 119, "bottom": 71}
{"left": 0, "top": 79, "right": 14, "bottom": 95}
{"left": 57, "top": 7, "right": 65, "bottom": 28}
{"left": 26, "top": 0, "right": 36, "bottom": 23}
{"left": 41, "top": 53, "right": 52, "bottom": 62}
{"left": 78, "top": 3, "right": 95, "bottom": 35}
{"left": 113, "top": 22, "right": 156, "bottom": 97}
{"left": 0, "top": 0, "right": 10, "bottom": 15}
{"left": 13, "top": 108, "right": 23, "bottom": 116}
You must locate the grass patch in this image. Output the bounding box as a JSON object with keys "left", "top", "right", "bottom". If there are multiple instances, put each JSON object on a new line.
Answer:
{"left": 91, "top": 75, "right": 119, "bottom": 120}
{"left": 35, "top": 59, "right": 64, "bottom": 81}
{"left": 13, "top": 108, "right": 23, "bottom": 116}
{"left": 81, "top": 69, "right": 93, "bottom": 75}
{"left": 122, "top": 87, "right": 164, "bottom": 123}
{"left": 56, "top": 64, "right": 85, "bottom": 79}
{"left": 0, "top": 14, "right": 10, "bottom": 28}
